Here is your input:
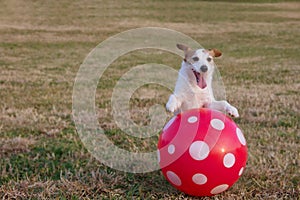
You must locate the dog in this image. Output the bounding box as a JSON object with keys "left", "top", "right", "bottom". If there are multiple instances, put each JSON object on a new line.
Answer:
{"left": 166, "top": 44, "right": 239, "bottom": 117}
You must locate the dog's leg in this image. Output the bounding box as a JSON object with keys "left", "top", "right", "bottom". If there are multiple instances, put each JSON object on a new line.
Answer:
{"left": 166, "top": 94, "right": 181, "bottom": 113}
{"left": 208, "top": 100, "right": 239, "bottom": 117}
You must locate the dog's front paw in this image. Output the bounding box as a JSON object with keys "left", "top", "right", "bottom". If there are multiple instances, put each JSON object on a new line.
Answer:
{"left": 166, "top": 104, "right": 175, "bottom": 113}
{"left": 166, "top": 95, "right": 180, "bottom": 113}
{"left": 226, "top": 105, "right": 239, "bottom": 118}
{"left": 166, "top": 100, "right": 177, "bottom": 113}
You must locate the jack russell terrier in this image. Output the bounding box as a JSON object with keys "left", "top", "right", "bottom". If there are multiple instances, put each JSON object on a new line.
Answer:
{"left": 166, "top": 44, "right": 239, "bottom": 117}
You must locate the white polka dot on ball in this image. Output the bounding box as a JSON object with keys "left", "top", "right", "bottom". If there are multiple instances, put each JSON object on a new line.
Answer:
{"left": 168, "top": 144, "right": 175, "bottom": 155}
{"left": 187, "top": 116, "right": 198, "bottom": 123}
{"left": 192, "top": 173, "right": 207, "bottom": 185}
{"left": 239, "top": 167, "right": 244, "bottom": 176}
{"left": 236, "top": 128, "right": 246, "bottom": 145}
{"left": 223, "top": 153, "right": 236, "bottom": 168}
{"left": 166, "top": 171, "right": 182, "bottom": 186}
{"left": 189, "top": 141, "right": 210, "bottom": 160}
{"left": 210, "top": 119, "right": 225, "bottom": 130}
{"left": 210, "top": 184, "right": 229, "bottom": 194}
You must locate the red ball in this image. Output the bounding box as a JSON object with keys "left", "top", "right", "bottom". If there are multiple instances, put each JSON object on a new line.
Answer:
{"left": 157, "top": 108, "right": 247, "bottom": 196}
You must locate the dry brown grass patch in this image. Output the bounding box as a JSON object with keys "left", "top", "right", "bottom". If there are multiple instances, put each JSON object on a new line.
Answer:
{"left": 0, "top": 137, "right": 36, "bottom": 155}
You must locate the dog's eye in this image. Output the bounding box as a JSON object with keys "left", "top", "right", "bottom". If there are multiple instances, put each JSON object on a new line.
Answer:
{"left": 207, "top": 57, "right": 212, "bottom": 62}
{"left": 192, "top": 57, "right": 199, "bottom": 62}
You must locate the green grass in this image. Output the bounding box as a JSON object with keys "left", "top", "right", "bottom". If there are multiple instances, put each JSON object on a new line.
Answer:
{"left": 0, "top": 0, "right": 299, "bottom": 199}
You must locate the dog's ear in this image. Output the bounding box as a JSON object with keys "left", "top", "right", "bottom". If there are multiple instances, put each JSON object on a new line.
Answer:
{"left": 177, "top": 44, "right": 195, "bottom": 62}
{"left": 209, "top": 49, "right": 222, "bottom": 57}
{"left": 176, "top": 44, "right": 191, "bottom": 52}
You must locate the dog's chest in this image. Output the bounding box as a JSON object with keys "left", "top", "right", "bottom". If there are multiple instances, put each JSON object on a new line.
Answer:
{"left": 182, "top": 88, "right": 211, "bottom": 110}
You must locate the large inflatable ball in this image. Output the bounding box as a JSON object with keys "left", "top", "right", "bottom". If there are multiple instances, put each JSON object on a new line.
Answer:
{"left": 157, "top": 108, "right": 247, "bottom": 196}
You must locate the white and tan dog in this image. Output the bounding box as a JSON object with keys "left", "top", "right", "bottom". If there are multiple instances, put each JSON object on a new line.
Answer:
{"left": 166, "top": 44, "right": 239, "bottom": 117}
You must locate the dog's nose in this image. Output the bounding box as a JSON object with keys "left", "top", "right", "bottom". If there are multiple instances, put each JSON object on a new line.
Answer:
{"left": 200, "top": 65, "right": 208, "bottom": 72}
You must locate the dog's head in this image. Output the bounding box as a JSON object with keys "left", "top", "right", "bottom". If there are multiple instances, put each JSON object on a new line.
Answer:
{"left": 177, "top": 44, "right": 222, "bottom": 89}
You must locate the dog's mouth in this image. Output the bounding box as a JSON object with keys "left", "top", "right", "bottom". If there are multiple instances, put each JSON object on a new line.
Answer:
{"left": 192, "top": 69, "right": 207, "bottom": 89}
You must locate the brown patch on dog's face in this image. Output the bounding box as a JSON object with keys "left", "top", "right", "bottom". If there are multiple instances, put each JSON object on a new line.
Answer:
{"left": 177, "top": 44, "right": 222, "bottom": 63}
{"left": 185, "top": 50, "right": 196, "bottom": 63}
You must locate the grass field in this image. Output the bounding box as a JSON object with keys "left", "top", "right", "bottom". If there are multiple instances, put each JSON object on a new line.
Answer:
{"left": 0, "top": 0, "right": 299, "bottom": 199}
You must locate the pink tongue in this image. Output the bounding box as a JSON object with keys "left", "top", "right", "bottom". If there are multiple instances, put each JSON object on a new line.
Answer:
{"left": 198, "top": 75, "right": 207, "bottom": 89}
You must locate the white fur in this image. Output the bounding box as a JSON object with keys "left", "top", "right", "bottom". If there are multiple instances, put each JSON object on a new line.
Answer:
{"left": 166, "top": 48, "right": 239, "bottom": 117}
